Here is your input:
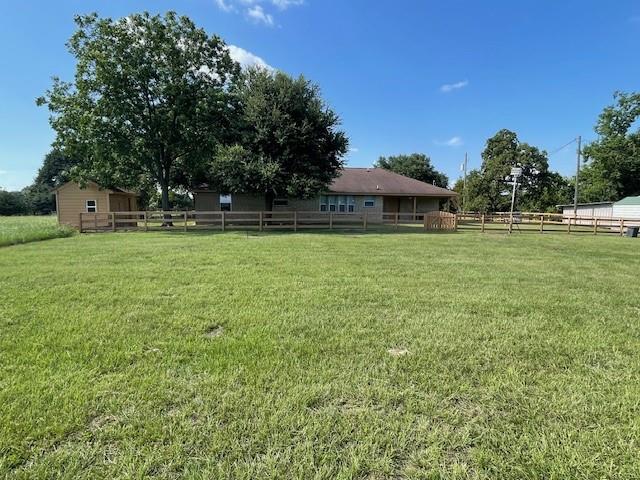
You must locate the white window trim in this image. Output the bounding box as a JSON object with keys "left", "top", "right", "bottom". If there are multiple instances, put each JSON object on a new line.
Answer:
{"left": 86, "top": 199, "right": 97, "bottom": 213}
{"left": 363, "top": 197, "right": 376, "bottom": 208}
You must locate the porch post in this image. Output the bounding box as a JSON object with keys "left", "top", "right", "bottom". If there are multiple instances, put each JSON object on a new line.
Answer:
{"left": 413, "top": 197, "right": 417, "bottom": 221}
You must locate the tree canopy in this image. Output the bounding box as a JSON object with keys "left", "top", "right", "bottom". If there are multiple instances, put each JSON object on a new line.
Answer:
{"left": 374, "top": 153, "right": 448, "bottom": 187}
{"left": 206, "top": 68, "right": 348, "bottom": 207}
{"left": 581, "top": 91, "right": 640, "bottom": 201}
{"left": 454, "top": 129, "right": 572, "bottom": 212}
{"left": 38, "top": 11, "right": 240, "bottom": 211}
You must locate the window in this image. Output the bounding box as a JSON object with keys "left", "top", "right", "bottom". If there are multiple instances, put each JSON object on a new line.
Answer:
{"left": 273, "top": 198, "right": 289, "bottom": 207}
{"left": 364, "top": 196, "right": 376, "bottom": 208}
{"left": 321, "top": 195, "right": 357, "bottom": 212}
{"left": 320, "top": 195, "right": 328, "bottom": 212}
{"left": 86, "top": 200, "right": 97, "bottom": 213}
{"left": 219, "top": 194, "right": 232, "bottom": 211}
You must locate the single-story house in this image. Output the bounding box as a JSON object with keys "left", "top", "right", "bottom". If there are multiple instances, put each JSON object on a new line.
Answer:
{"left": 55, "top": 181, "right": 139, "bottom": 228}
{"left": 193, "top": 168, "right": 457, "bottom": 222}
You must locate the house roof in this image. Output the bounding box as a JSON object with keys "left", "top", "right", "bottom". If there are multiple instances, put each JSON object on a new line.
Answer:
{"left": 328, "top": 168, "right": 457, "bottom": 197}
{"left": 54, "top": 181, "right": 139, "bottom": 196}
{"left": 614, "top": 196, "right": 640, "bottom": 206}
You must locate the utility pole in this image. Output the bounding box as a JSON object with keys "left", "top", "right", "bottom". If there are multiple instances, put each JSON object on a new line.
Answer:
{"left": 573, "top": 135, "right": 581, "bottom": 220}
{"left": 462, "top": 152, "right": 468, "bottom": 213}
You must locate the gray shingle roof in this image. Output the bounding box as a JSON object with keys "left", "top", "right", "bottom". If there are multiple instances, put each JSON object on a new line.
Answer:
{"left": 329, "top": 168, "right": 457, "bottom": 197}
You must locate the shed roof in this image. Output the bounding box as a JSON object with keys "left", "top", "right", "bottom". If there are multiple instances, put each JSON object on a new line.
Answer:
{"left": 328, "top": 168, "right": 456, "bottom": 197}
{"left": 614, "top": 196, "right": 640, "bottom": 206}
{"left": 556, "top": 201, "right": 613, "bottom": 208}
{"left": 54, "top": 181, "right": 139, "bottom": 196}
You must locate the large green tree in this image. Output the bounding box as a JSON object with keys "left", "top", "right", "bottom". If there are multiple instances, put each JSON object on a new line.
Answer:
{"left": 207, "top": 68, "right": 348, "bottom": 207}
{"left": 581, "top": 91, "right": 640, "bottom": 201}
{"left": 374, "top": 153, "right": 448, "bottom": 187}
{"left": 456, "top": 129, "right": 571, "bottom": 212}
{"left": 37, "top": 12, "right": 240, "bottom": 212}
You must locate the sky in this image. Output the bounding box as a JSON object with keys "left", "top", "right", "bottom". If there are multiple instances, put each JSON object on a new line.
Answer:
{"left": 1, "top": 0, "right": 639, "bottom": 191}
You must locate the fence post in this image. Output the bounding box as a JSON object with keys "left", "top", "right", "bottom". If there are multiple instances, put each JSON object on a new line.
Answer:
{"left": 293, "top": 211, "right": 297, "bottom": 232}
{"left": 395, "top": 212, "right": 399, "bottom": 230}
{"left": 94, "top": 213, "right": 98, "bottom": 231}
{"left": 79, "top": 213, "right": 83, "bottom": 233}
{"left": 144, "top": 211, "right": 148, "bottom": 232}
{"left": 329, "top": 212, "right": 333, "bottom": 230}
{"left": 567, "top": 217, "right": 571, "bottom": 234}
{"left": 453, "top": 214, "right": 458, "bottom": 231}
{"left": 508, "top": 214, "right": 513, "bottom": 234}
{"left": 539, "top": 214, "right": 544, "bottom": 234}
{"left": 363, "top": 212, "right": 368, "bottom": 230}
{"left": 221, "top": 211, "right": 226, "bottom": 232}
{"left": 481, "top": 214, "right": 485, "bottom": 233}
{"left": 112, "top": 212, "right": 116, "bottom": 232}
{"left": 184, "top": 211, "right": 188, "bottom": 232}
{"left": 620, "top": 218, "right": 624, "bottom": 237}
{"left": 259, "top": 211, "right": 263, "bottom": 232}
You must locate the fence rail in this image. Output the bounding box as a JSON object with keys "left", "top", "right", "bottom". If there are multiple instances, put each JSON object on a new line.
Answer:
{"left": 78, "top": 210, "right": 640, "bottom": 236}
{"left": 457, "top": 212, "right": 640, "bottom": 236}
{"left": 79, "top": 210, "right": 372, "bottom": 233}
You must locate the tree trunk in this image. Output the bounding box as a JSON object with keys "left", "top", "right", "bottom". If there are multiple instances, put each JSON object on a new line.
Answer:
{"left": 160, "top": 178, "right": 173, "bottom": 227}
{"left": 264, "top": 191, "right": 275, "bottom": 211}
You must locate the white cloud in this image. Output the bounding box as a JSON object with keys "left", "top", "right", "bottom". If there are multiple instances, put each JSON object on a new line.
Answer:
{"left": 246, "top": 5, "right": 274, "bottom": 26}
{"left": 440, "top": 80, "right": 469, "bottom": 93}
{"left": 435, "top": 136, "right": 463, "bottom": 147}
{"left": 215, "top": 0, "right": 235, "bottom": 12}
{"left": 272, "top": 0, "right": 304, "bottom": 9}
{"left": 349, "top": 147, "right": 359, "bottom": 153}
{"left": 228, "top": 45, "right": 274, "bottom": 70}
{"left": 215, "top": 0, "right": 304, "bottom": 25}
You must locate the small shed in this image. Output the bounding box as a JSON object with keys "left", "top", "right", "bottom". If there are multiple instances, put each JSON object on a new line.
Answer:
{"left": 54, "top": 181, "right": 139, "bottom": 228}
{"left": 612, "top": 196, "right": 640, "bottom": 220}
{"left": 557, "top": 201, "right": 613, "bottom": 224}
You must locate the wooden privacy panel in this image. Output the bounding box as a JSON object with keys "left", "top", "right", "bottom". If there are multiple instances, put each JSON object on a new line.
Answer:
{"left": 424, "top": 211, "right": 457, "bottom": 231}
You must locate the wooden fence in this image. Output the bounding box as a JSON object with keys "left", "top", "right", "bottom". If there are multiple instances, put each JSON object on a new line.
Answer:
{"left": 78, "top": 210, "right": 640, "bottom": 236}
{"left": 457, "top": 212, "right": 640, "bottom": 236}
{"left": 79, "top": 210, "right": 373, "bottom": 233}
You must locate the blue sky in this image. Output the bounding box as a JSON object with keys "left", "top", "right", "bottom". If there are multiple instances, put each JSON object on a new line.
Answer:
{"left": 1, "top": 1, "right": 639, "bottom": 190}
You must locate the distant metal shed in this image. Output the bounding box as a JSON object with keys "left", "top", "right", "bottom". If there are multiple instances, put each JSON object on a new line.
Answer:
{"left": 612, "top": 196, "right": 640, "bottom": 220}
{"left": 557, "top": 201, "right": 613, "bottom": 224}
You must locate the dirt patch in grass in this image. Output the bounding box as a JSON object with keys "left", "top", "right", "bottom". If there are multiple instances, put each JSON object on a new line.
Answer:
{"left": 388, "top": 347, "right": 410, "bottom": 357}
{"left": 204, "top": 325, "right": 224, "bottom": 338}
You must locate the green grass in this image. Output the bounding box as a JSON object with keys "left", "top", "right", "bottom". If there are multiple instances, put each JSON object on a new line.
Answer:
{"left": 0, "top": 215, "right": 75, "bottom": 247}
{"left": 1, "top": 231, "right": 639, "bottom": 479}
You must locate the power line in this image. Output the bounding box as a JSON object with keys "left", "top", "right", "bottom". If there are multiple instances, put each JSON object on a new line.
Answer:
{"left": 548, "top": 138, "right": 577, "bottom": 156}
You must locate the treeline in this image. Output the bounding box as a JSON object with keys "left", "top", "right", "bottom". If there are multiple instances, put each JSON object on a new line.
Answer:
{"left": 454, "top": 92, "right": 640, "bottom": 213}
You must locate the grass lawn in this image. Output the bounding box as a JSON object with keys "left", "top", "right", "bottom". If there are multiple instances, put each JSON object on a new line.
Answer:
{"left": 1, "top": 231, "right": 639, "bottom": 479}
{"left": 0, "top": 215, "right": 75, "bottom": 247}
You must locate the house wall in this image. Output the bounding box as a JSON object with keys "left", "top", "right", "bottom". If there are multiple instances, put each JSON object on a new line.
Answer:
{"left": 56, "top": 183, "right": 110, "bottom": 228}
{"left": 193, "top": 192, "right": 450, "bottom": 223}
{"left": 109, "top": 194, "right": 138, "bottom": 212}
{"left": 383, "top": 196, "right": 442, "bottom": 214}
{"left": 194, "top": 192, "right": 266, "bottom": 211}
{"left": 612, "top": 204, "right": 640, "bottom": 220}
{"left": 561, "top": 204, "right": 613, "bottom": 225}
